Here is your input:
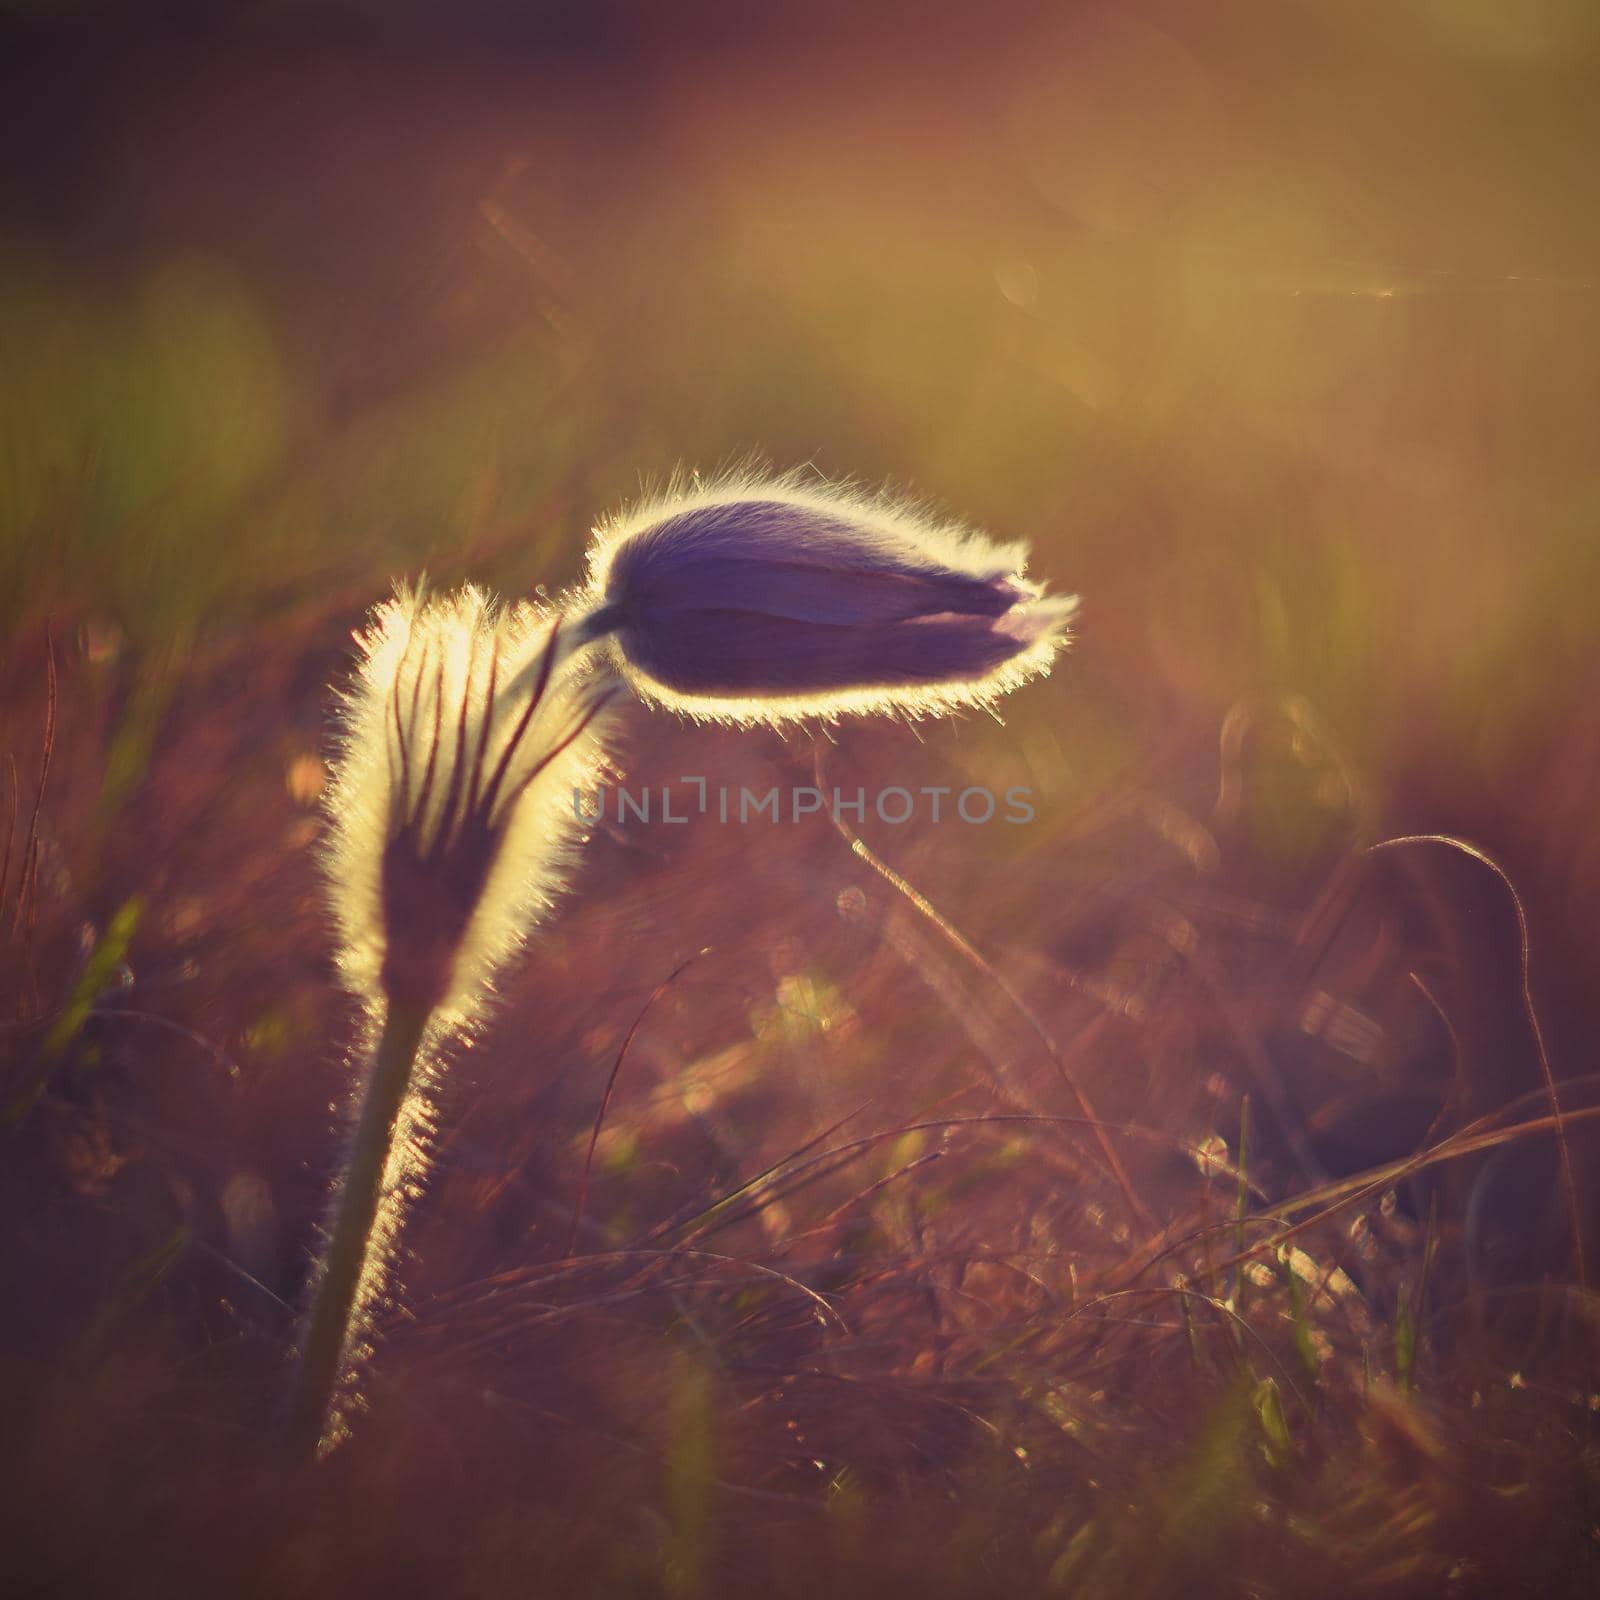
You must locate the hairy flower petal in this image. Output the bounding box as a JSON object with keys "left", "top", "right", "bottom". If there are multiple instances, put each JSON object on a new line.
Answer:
{"left": 581, "top": 477, "right": 1077, "bottom": 723}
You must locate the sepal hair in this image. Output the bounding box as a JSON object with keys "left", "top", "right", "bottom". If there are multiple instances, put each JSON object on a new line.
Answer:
{"left": 322, "top": 584, "right": 619, "bottom": 1023}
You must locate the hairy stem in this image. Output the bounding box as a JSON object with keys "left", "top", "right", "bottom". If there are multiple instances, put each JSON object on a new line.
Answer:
{"left": 283, "top": 1000, "right": 432, "bottom": 1458}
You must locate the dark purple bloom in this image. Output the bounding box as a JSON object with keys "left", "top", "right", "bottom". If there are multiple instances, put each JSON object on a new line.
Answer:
{"left": 579, "top": 483, "right": 1077, "bottom": 721}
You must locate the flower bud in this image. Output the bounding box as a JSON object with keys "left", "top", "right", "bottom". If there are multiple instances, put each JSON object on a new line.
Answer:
{"left": 577, "top": 479, "right": 1077, "bottom": 723}
{"left": 323, "top": 585, "right": 618, "bottom": 1021}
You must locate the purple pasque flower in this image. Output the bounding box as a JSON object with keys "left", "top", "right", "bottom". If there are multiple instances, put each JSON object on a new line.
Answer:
{"left": 576, "top": 477, "right": 1078, "bottom": 723}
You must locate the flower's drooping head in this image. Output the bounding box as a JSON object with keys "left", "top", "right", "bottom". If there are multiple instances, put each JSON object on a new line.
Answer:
{"left": 325, "top": 586, "right": 618, "bottom": 1021}
{"left": 577, "top": 476, "right": 1078, "bottom": 723}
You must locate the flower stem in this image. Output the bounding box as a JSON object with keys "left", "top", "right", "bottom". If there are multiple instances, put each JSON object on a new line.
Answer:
{"left": 283, "top": 1000, "right": 432, "bottom": 1459}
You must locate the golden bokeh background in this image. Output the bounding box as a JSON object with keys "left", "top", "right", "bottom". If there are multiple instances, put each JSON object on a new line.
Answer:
{"left": 5, "top": 2, "right": 1596, "bottom": 903}
{"left": 2, "top": 6, "right": 1599, "bottom": 1590}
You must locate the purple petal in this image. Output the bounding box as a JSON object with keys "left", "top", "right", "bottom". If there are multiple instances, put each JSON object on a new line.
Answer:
{"left": 613, "top": 605, "right": 1051, "bottom": 695}
{"left": 613, "top": 557, "right": 1023, "bottom": 626}
{"left": 604, "top": 500, "right": 1023, "bottom": 626}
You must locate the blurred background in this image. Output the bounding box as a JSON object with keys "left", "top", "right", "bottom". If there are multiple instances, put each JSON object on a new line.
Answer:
{"left": 2, "top": 2, "right": 1598, "bottom": 1594}
{"left": 3, "top": 0, "right": 1598, "bottom": 882}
